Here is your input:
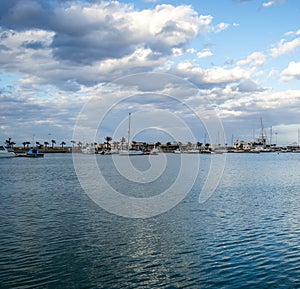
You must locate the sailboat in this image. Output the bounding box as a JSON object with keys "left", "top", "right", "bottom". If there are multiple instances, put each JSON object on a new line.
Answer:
{"left": 119, "top": 113, "right": 144, "bottom": 156}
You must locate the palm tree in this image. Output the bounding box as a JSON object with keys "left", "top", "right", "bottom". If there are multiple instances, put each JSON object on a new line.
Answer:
{"left": 5, "top": 138, "right": 12, "bottom": 147}
{"left": 197, "top": 142, "right": 202, "bottom": 149}
{"left": 26, "top": 141, "right": 31, "bottom": 148}
{"left": 132, "top": 140, "right": 137, "bottom": 149}
{"left": 61, "top": 141, "right": 66, "bottom": 151}
{"left": 22, "top": 142, "right": 27, "bottom": 150}
{"left": 36, "top": 141, "right": 40, "bottom": 147}
{"left": 104, "top": 136, "right": 112, "bottom": 149}
{"left": 71, "top": 140, "right": 76, "bottom": 151}
{"left": 51, "top": 139, "right": 56, "bottom": 149}
{"left": 44, "top": 141, "right": 49, "bottom": 148}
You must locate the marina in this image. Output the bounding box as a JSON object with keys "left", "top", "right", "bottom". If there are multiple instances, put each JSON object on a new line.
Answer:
{"left": 1, "top": 0, "right": 300, "bottom": 288}
{"left": 3, "top": 118, "right": 300, "bottom": 156}
{"left": 4, "top": 139, "right": 300, "bottom": 156}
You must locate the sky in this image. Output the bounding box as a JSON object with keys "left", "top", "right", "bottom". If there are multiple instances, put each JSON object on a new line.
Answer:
{"left": 1, "top": 0, "right": 300, "bottom": 146}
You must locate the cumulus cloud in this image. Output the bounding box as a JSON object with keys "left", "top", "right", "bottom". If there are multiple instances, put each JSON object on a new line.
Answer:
{"left": 236, "top": 79, "right": 265, "bottom": 92}
{"left": 197, "top": 49, "right": 213, "bottom": 58}
{"left": 270, "top": 38, "right": 300, "bottom": 57}
{"left": 0, "top": 1, "right": 217, "bottom": 90}
{"left": 0, "top": 89, "right": 82, "bottom": 142}
{"left": 175, "top": 61, "right": 251, "bottom": 86}
{"left": 0, "top": 0, "right": 298, "bottom": 145}
{"left": 285, "top": 29, "right": 300, "bottom": 37}
{"left": 214, "top": 22, "right": 230, "bottom": 33}
{"left": 1, "top": 1, "right": 211, "bottom": 64}
{"left": 280, "top": 61, "right": 300, "bottom": 81}
{"left": 237, "top": 52, "right": 266, "bottom": 67}
{"left": 217, "top": 88, "right": 300, "bottom": 140}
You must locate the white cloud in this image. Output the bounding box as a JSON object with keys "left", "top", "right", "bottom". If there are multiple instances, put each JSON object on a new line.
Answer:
{"left": 285, "top": 29, "right": 300, "bottom": 37}
{"left": 263, "top": 1, "right": 274, "bottom": 8}
{"left": 0, "top": 0, "right": 298, "bottom": 145}
{"left": 214, "top": 22, "right": 230, "bottom": 33}
{"left": 237, "top": 52, "right": 266, "bottom": 67}
{"left": 0, "top": 2, "right": 215, "bottom": 89}
{"left": 270, "top": 38, "right": 300, "bottom": 57}
{"left": 186, "top": 48, "right": 196, "bottom": 54}
{"left": 176, "top": 61, "right": 251, "bottom": 85}
{"left": 262, "top": 0, "right": 285, "bottom": 8}
{"left": 172, "top": 48, "right": 184, "bottom": 56}
{"left": 197, "top": 49, "right": 213, "bottom": 59}
{"left": 217, "top": 88, "right": 300, "bottom": 134}
{"left": 280, "top": 61, "right": 300, "bottom": 81}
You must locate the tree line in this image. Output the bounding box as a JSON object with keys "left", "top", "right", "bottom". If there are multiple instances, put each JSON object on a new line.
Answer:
{"left": 4, "top": 137, "right": 212, "bottom": 151}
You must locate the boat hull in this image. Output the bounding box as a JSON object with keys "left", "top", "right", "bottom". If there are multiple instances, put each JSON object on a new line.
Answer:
{"left": 0, "top": 152, "right": 16, "bottom": 158}
{"left": 16, "top": 148, "right": 44, "bottom": 158}
{"left": 16, "top": 154, "right": 44, "bottom": 158}
{"left": 119, "top": 150, "right": 145, "bottom": 156}
{"left": 0, "top": 146, "right": 16, "bottom": 158}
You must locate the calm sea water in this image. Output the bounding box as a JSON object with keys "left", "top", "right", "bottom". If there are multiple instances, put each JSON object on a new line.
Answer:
{"left": 1, "top": 153, "right": 300, "bottom": 288}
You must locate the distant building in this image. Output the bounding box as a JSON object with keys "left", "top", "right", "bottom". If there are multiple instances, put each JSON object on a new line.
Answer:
{"left": 160, "top": 144, "right": 179, "bottom": 153}
{"left": 233, "top": 141, "right": 253, "bottom": 151}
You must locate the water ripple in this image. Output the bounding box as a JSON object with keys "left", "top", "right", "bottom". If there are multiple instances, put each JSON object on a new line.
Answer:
{"left": 1, "top": 154, "right": 300, "bottom": 288}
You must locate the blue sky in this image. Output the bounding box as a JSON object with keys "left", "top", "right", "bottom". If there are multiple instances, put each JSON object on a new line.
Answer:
{"left": 1, "top": 0, "right": 300, "bottom": 146}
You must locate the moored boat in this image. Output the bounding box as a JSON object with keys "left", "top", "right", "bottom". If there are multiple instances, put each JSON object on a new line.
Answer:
{"left": 81, "top": 146, "right": 95, "bottom": 154}
{"left": 119, "top": 113, "right": 145, "bottom": 156}
{"left": 185, "top": 149, "right": 199, "bottom": 154}
{"left": 0, "top": 145, "right": 16, "bottom": 158}
{"left": 119, "top": 149, "right": 145, "bottom": 156}
{"left": 173, "top": 149, "right": 182, "bottom": 154}
{"left": 199, "top": 149, "right": 212, "bottom": 154}
{"left": 17, "top": 147, "right": 44, "bottom": 158}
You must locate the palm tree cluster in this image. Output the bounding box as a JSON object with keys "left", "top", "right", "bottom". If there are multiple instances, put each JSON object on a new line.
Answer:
{"left": 4, "top": 136, "right": 212, "bottom": 154}
{"left": 3, "top": 137, "right": 69, "bottom": 152}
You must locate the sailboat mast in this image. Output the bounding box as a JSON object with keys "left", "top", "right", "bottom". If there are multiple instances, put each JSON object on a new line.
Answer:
{"left": 127, "top": 112, "right": 131, "bottom": 150}
{"left": 260, "top": 117, "right": 264, "bottom": 140}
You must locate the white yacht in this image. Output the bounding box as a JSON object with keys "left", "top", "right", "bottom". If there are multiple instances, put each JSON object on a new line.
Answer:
{"left": 81, "top": 146, "right": 95, "bottom": 154}
{"left": 0, "top": 146, "right": 16, "bottom": 158}
{"left": 119, "top": 149, "right": 144, "bottom": 156}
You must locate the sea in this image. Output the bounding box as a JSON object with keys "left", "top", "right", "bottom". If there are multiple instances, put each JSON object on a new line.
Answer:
{"left": 1, "top": 153, "right": 300, "bottom": 288}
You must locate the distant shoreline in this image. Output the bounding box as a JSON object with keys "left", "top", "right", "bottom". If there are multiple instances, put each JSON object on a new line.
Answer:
{"left": 13, "top": 147, "right": 71, "bottom": 154}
